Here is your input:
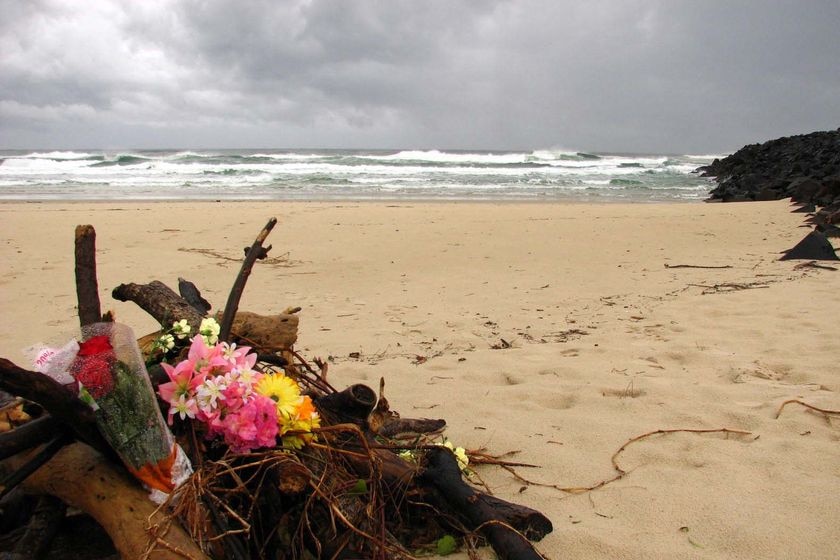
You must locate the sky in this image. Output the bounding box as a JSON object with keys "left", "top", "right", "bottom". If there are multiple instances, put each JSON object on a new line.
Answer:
{"left": 1, "top": 0, "right": 839, "bottom": 153}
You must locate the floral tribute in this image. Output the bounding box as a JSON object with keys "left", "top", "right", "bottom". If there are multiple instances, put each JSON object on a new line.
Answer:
{"left": 156, "top": 318, "right": 320, "bottom": 453}
{"left": 68, "top": 322, "right": 191, "bottom": 497}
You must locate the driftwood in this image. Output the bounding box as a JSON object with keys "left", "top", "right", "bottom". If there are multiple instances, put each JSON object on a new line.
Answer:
{"left": 315, "top": 383, "right": 553, "bottom": 559}
{"left": 4, "top": 443, "right": 208, "bottom": 560}
{"left": 113, "top": 280, "right": 205, "bottom": 332}
{"left": 5, "top": 494, "right": 66, "bottom": 559}
{"left": 74, "top": 225, "right": 103, "bottom": 327}
{"left": 113, "top": 281, "right": 298, "bottom": 353}
{"left": 0, "top": 359, "right": 108, "bottom": 456}
{"left": 221, "top": 310, "right": 298, "bottom": 353}
{"left": 422, "top": 448, "right": 549, "bottom": 560}
{"left": 0, "top": 221, "right": 552, "bottom": 559}
{"left": 178, "top": 277, "right": 212, "bottom": 315}
{"left": 219, "top": 218, "right": 277, "bottom": 342}
{"left": 0, "top": 415, "right": 59, "bottom": 461}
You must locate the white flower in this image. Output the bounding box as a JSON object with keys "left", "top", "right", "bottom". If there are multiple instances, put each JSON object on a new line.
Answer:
{"left": 172, "top": 319, "right": 192, "bottom": 339}
{"left": 237, "top": 367, "right": 258, "bottom": 384}
{"left": 199, "top": 317, "right": 221, "bottom": 345}
{"left": 196, "top": 378, "right": 225, "bottom": 412}
{"left": 155, "top": 333, "right": 175, "bottom": 351}
{"left": 172, "top": 394, "right": 197, "bottom": 421}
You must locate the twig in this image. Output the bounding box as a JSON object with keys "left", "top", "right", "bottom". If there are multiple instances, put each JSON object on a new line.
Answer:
{"left": 499, "top": 428, "right": 752, "bottom": 495}
{"left": 468, "top": 451, "right": 540, "bottom": 469}
{"left": 688, "top": 282, "right": 770, "bottom": 294}
{"left": 219, "top": 218, "right": 277, "bottom": 343}
{"left": 775, "top": 399, "right": 840, "bottom": 419}
{"left": 664, "top": 263, "right": 732, "bottom": 269}
{"left": 792, "top": 260, "right": 838, "bottom": 271}
{"left": 608, "top": 428, "right": 751, "bottom": 475}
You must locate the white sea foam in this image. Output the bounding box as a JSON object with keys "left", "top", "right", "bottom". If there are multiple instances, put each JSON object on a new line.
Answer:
{"left": 15, "top": 151, "right": 97, "bottom": 160}
{"left": 250, "top": 153, "right": 325, "bottom": 160}
{"left": 363, "top": 150, "right": 527, "bottom": 165}
{"left": 684, "top": 153, "right": 729, "bottom": 160}
{"left": 0, "top": 148, "right": 714, "bottom": 202}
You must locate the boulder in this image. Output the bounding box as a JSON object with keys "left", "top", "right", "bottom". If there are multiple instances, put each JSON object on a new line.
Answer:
{"left": 702, "top": 129, "right": 840, "bottom": 204}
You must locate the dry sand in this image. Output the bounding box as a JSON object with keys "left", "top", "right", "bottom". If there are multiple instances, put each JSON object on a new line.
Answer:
{"left": 1, "top": 200, "right": 838, "bottom": 559}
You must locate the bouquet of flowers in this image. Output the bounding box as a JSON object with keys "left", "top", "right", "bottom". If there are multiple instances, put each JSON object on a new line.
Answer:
{"left": 155, "top": 318, "right": 320, "bottom": 453}
{"left": 69, "top": 322, "right": 191, "bottom": 496}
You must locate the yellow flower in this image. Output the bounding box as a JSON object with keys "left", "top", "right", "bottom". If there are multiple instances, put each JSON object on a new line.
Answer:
{"left": 398, "top": 449, "right": 416, "bottom": 463}
{"left": 280, "top": 396, "right": 321, "bottom": 449}
{"left": 441, "top": 440, "right": 469, "bottom": 471}
{"left": 255, "top": 373, "right": 302, "bottom": 418}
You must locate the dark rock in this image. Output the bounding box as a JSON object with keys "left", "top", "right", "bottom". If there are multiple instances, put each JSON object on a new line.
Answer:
{"left": 756, "top": 187, "right": 782, "bottom": 201}
{"left": 779, "top": 231, "right": 839, "bottom": 261}
{"left": 816, "top": 223, "right": 840, "bottom": 238}
{"left": 789, "top": 177, "right": 823, "bottom": 202}
{"left": 702, "top": 129, "right": 840, "bottom": 204}
{"left": 790, "top": 203, "right": 816, "bottom": 213}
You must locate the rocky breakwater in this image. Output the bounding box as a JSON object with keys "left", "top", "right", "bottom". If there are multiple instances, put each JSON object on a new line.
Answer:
{"left": 698, "top": 129, "right": 840, "bottom": 260}
{"left": 699, "top": 129, "right": 840, "bottom": 204}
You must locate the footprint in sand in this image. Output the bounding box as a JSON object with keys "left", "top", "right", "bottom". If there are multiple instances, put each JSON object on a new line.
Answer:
{"left": 730, "top": 361, "right": 792, "bottom": 384}
{"left": 537, "top": 366, "right": 586, "bottom": 380}
{"left": 535, "top": 393, "right": 578, "bottom": 410}
{"left": 638, "top": 356, "right": 665, "bottom": 370}
{"left": 474, "top": 372, "right": 526, "bottom": 386}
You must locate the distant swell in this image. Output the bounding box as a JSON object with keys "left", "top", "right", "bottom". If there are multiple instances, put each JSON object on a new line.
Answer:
{"left": 90, "top": 154, "right": 151, "bottom": 167}
{"left": 0, "top": 148, "right": 720, "bottom": 202}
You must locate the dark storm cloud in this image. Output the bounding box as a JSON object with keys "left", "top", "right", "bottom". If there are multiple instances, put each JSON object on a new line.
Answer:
{"left": 1, "top": 0, "right": 839, "bottom": 151}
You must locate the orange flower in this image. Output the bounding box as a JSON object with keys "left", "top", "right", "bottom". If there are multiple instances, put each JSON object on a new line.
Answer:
{"left": 297, "top": 396, "right": 316, "bottom": 420}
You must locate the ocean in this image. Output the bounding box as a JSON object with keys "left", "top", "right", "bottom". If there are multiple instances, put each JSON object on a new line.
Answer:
{"left": 0, "top": 149, "right": 722, "bottom": 202}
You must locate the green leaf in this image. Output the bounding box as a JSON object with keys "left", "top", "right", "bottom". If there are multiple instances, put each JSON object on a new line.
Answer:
{"left": 436, "top": 535, "right": 457, "bottom": 556}
{"left": 349, "top": 479, "right": 367, "bottom": 496}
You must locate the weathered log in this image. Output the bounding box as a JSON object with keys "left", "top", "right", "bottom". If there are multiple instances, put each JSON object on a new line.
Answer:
{"left": 0, "top": 436, "right": 69, "bottom": 500}
{"left": 316, "top": 383, "right": 552, "bottom": 559}
{"left": 378, "top": 418, "right": 446, "bottom": 438}
{"left": 113, "top": 281, "right": 299, "bottom": 352}
{"left": 315, "top": 384, "right": 378, "bottom": 426}
{"left": 74, "top": 225, "right": 103, "bottom": 328}
{"left": 5, "top": 443, "right": 209, "bottom": 560}
{"left": 178, "top": 277, "right": 211, "bottom": 315}
{"left": 219, "top": 217, "right": 277, "bottom": 342}
{"left": 6, "top": 494, "right": 66, "bottom": 559}
{"left": 0, "top": 415, "right": 60, "bottom": 461}
{"left": 0, "top": 359, "right": 109, "bottom": 456}
{"left": 219, "top": 310, "right": 298, "bottom": 352}
{"left": 367, "top": 379, "right": 446, "bottom": 438}
{"left": 112, "top": 280, "right": 204, "bottom": 332}
{"left": 421, "top": 447, "right": 551, "bottom": 560}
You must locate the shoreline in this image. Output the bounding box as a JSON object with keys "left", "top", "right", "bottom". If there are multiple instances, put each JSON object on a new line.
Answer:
{"left": 0, "top": 195, "right": 709, "bottom": 205}
{"left": 1, "top": 199, "right": 838, "bottom": 558}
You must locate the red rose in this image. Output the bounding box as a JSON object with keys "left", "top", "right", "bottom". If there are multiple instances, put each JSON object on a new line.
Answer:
{"left": 73, "top": 335, "right": 116, "bottom": 399}
{"left": 74, "top": 355, "right": 115, "bottom": 399}
{"left": 77, "top": 335, "right": 113, "bottom": 356}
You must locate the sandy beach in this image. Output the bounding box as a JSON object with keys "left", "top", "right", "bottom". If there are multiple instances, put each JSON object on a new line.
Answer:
{"left": 1, "top": 199, "right": 838, "bottom": 559}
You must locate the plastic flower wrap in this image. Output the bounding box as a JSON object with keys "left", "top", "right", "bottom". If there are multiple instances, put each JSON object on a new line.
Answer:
{"left": 70, "top": 323, "right": 192, "bottom": 496}
{"left": 158, "top": 331, "right": 320, "bottom": 453}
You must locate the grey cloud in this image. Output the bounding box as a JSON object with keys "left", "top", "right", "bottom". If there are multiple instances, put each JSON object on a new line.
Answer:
{"left": 1, "top": 0, "right": 839, "bottom": 152}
